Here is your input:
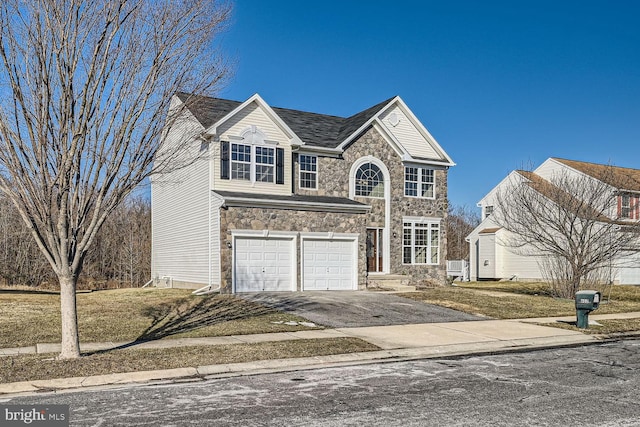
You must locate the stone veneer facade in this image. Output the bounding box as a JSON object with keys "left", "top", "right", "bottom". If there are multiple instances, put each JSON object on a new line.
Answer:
{"left": 219, "top": 125, "right": 448, "bottom": 292}
{"left": 219, "top": 208, "right": 367, "bottom": 292}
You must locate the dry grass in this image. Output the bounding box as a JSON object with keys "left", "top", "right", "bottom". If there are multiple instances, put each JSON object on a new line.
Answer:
{"left": 0, "top": 288, "right": 322, "bottom": 348}
{"left": 0, "top": 338, "right": 379, "bottom": 383}
{"left": 399, "top": 282, "right": 640, "bottom": 319}
{"left": 543, "top": 318, "right": 640, "bottom": 335}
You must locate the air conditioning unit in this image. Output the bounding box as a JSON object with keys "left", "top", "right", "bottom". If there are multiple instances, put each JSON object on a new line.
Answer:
{"left": 159, "top": 276, "right": 173, "bottom": 288}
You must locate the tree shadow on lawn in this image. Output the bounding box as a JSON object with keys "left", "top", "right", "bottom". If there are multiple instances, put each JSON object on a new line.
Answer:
{"left": 100, "top": 296, "right": 277, "bottom": 353}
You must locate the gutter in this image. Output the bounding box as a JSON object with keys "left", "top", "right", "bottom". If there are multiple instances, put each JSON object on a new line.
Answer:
{"left": 222, "top": 197, "right": 371, "bottom": 214}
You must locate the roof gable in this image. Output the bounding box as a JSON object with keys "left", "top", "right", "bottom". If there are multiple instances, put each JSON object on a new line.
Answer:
{"left": 175, "top": 92, "right": 453, "bottom": 165}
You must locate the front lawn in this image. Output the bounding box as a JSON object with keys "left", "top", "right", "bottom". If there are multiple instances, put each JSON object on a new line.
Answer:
{"left": 401, "top": 282, "right": 640, "bottom": 319}
{"left": 0, "top": 288, "right": 322, "bottom": 348}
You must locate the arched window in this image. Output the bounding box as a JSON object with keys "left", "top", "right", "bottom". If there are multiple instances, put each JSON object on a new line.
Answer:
{"left": 355, "top": 162, "right": 384, "bottom": 198}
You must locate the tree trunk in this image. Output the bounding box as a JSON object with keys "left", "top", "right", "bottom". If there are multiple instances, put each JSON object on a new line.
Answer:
{"left": 59, "top": 275, "right": 81, "bottom": 359}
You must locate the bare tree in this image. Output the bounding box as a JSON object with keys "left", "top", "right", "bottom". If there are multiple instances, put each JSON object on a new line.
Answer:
{"left": 0, "top": 0, "right": 231, "bottom": 358}
{"left": 492, "top": 168, "right": 640, "bottom": 298}
{"left": 446, "top": 203, "right": 480, "bottom": 260}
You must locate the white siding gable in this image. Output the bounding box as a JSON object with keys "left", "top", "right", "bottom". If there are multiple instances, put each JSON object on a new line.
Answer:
{"left": 378, "top": 104, "right": 443, "bottom": 162}
{"left": 378, "top": 100, "right": 451, "bottom": 162}
{"left": 217, "top": 101, "right": 291, "bottom": 145}
{"left": 476, "top": 170, "right": 528, "bottom": 214}
{"left": 213, "top": 101, "right": 292, "bottom": 195}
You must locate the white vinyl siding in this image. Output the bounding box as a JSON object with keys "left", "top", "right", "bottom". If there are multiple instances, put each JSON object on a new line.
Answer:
{"left": 379, "top": 106, "right": 440, "bottom": 160}
{"left": 477, "top": 233, "right": 496, "bottom": 279}
{"left": 468, "top": 222, "right": 544, "bottom": 281}
{"left": 215, "top": 102, "right": 292, "bottom": 195}
{"left": 152, "top": 106, "right": 212, "bottom": 287}
{"left": 498, "top": 240, "right": 544, "bottom": 280}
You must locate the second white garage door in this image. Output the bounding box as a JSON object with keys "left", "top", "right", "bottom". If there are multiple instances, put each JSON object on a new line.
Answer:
{"left": 303, "top": 239, "right": 356, "bottom": 291}
{"left": 234, "top": 236, "right": 295, "bottom": 292}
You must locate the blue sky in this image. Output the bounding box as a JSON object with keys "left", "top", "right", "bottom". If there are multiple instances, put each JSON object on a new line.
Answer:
{"left": 217, "top": 0, "right": 640, "bottom": 209}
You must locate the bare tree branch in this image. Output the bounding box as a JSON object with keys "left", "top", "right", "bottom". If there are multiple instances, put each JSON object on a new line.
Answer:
{"left": 0, "top": 0, "right": 231, "bottom": 358}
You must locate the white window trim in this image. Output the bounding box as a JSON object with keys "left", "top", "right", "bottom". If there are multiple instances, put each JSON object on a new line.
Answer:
{"left": 352, "top": 161, "right": 386, "bottom": 199}
{"left": 402, "top": 217, "right": 441, "bottom": 265}
{"left": 349, "top": 157, "right": 391, "bottom": 273}
{"left": 404, "top": 166, "right": 435, "bottom": 199}
{"left": 230, "top": 142, "right": 276, "bottom": 184}
{"left": 299, "top": 154, "right": 318, "bottom": 190}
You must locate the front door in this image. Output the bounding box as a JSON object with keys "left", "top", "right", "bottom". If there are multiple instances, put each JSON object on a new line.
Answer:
{"left": 366, "top": 228, "right": 383, "bottom": 273}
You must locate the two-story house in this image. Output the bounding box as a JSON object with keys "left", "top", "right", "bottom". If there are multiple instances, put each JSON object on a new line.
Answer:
{"left": 467, "top": 157, "right": 640, "bottom": 284}
{"left": 151, "top": 93, "right": 454, "bottom": 293}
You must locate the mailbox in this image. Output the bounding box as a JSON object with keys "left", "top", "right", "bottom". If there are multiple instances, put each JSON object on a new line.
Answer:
{"left": 575, "top": 290, "right": 601, "bottom": 329}
{"left": 575, "top": 290, "right": 601, "bottom": 310}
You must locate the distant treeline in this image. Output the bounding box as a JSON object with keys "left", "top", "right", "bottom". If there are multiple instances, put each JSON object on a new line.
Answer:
{"left": 0, "top": 195, "right": 150, "bottom": 289}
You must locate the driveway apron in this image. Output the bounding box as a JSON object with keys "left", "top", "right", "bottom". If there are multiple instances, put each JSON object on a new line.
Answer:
{"left": 238, "top": 291, "right": 485, "bottom": 328}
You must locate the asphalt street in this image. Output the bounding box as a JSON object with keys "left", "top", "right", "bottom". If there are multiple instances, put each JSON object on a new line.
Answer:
{"left": 239, "top": 291, "right": 484, "bottom": 327}
{"left": 4, "top": 339, "right": 639, "bottom": 426}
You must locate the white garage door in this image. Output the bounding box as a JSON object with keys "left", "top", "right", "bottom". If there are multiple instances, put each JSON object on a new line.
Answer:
{"left": 619, "top": 252, "right": 640, "bottom": 285}
{"left": 303, "top": 239, "right": 356, "bottom": 290}
{"left": 234, "top": 237, "right": 294, "bottom": 292}
{"left": 620, "top": 268, "right": 640, "bottom": 285}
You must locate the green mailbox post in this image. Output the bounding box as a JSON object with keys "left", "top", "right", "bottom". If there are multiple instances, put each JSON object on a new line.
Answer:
{"left": 575, "top": 290, "right": 601, "bottom": 329}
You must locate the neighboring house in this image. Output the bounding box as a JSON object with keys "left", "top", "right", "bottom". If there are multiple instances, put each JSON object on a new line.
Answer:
{"left": 151, "top": 92, "right": 455, "bottom": 293}
{"left": 467, "top": 157, "right": 640, "bottom": 284}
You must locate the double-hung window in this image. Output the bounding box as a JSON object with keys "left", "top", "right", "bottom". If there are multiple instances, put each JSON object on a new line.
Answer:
{"left": 402, "top": 218, "right": 440, "bottom": 265}
{"left": 222, "top": 141, "right": 284, "bottom": 184}
{"left": 231, "top": 143, "right": 252, "bottom": 180}
{"left": 619, "top": 193, "right": 639, "bottom": 220}
{"left": 299, "top": 154, "right": 317, "bottom": 189}
{"left": 255, "top": 146, "right": 275, "bottom": 182}
{"left": 484, "top": 205, "right": 494, "bottom": 219}
{"left": 404, "top": 167, "right": 435, "bottom": 198}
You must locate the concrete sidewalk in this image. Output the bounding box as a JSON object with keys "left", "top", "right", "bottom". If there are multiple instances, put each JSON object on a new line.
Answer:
{"left": 1, "top": 313, "right": 639, "bottom": 397}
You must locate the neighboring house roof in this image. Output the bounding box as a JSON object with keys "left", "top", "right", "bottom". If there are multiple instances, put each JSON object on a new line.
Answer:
{"left": 515, "top": 169, "right": 611, "bottom": 222}
{"left": 175, "top": 92, "right": 404, "bottom": 149}
{"left": 552, "top": 158, "right": 640, "bottom": 192}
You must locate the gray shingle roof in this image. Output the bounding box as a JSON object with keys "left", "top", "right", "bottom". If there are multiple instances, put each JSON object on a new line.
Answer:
{"left": 176, "top": 92, "right": 395, "bottom": 149}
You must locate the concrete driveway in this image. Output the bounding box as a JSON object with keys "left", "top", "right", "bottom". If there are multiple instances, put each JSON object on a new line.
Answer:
{"left": 239, "top": 291, "right": 485, "bottom": 328}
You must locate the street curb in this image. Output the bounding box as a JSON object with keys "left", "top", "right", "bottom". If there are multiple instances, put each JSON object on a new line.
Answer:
{"left": 0, "top": 334, "right": 604, "bottom": 398}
